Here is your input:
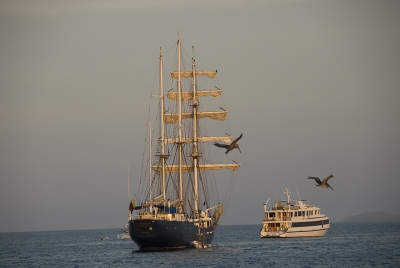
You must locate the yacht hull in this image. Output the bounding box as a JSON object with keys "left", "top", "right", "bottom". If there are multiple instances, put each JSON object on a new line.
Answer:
{"left": 281, "top": 226, "right": 329, "bottom": 237}
{"left": 260, "top": 226, "right": 329, "bottom": 238}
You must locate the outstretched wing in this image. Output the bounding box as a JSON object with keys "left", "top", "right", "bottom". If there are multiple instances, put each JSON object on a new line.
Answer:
{"left": 232, "top": 133, "right": 243, "bottom": 144}
{"left": 322, "top": 174, "right": 334, "bottom": 183}
{"left": 307, "top": 176, "right": 322, "bottom": 184}
{"left": 214, "top": 142, "right": 230, "bottom": 149}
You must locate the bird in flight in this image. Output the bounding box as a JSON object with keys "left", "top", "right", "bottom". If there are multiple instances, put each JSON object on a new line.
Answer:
{"left": 307, "top": 174, "right": 334, "bottom": 190}
{"left": 214, "top": 133, "right": 243, "bottom": 154}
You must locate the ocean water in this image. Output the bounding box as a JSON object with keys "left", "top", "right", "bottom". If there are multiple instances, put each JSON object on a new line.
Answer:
{"left": 1, "top": 223, "right": 399, "bottom": 267}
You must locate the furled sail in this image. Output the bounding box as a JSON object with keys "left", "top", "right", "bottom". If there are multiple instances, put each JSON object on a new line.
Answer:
{"left": 170, "top": 71, "right": 217, "bottom": 79}
{"left": 163, "top": 136, "right": 232, "bottom": 144}
{"left": 166, "top": 90, "right": 222, "bottom": 101}
{"left": 164, "top": 111, "right": 227, "bottom": 124}
{"left": 152, "top": 163, "right": 240, "bottom": 174}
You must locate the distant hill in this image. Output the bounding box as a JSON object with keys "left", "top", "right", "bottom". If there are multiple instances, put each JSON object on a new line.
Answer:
{"left": 342, "top": 211, "right": 400, "bottom": 222}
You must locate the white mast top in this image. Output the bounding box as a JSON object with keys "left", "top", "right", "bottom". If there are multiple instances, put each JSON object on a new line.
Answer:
{"left": 284, "top": 187, "right": 291, "bottom": 211}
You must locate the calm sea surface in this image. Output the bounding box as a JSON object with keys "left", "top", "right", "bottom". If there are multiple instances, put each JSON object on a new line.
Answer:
{"left": 1, "top": 223, "right": 399, "bottom": 267}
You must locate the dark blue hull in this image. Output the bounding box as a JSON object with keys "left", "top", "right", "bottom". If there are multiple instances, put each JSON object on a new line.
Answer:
{"left": 129, "top": 219, "right": 216, "bottom": 250}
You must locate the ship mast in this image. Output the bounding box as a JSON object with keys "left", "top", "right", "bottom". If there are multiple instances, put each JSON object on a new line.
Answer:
{"left": 177, "top": 36, "right": 183, "bottom": 210}
{"left": 148, "top": 120, "right": 152, "bottom": 212}
{"left": 128, "top": 156, "right": 131, "bottom": 220}
{"left": 152, "top": 36, "right": 241, "bottom": 213}
{"left": 191, "top": 46, "right": 199, "bottom": 213}
{"left": 159, "top": 48, "right": 166, "bottom": 206}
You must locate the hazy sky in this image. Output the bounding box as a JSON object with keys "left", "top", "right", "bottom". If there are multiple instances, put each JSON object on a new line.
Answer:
{"left": 1, "top": 0, "right": 399, "bottom": 233}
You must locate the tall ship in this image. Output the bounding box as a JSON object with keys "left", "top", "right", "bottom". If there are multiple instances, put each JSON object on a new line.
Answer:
{"left": 128, "top": 36, "right": 241, "bottom": 250}
{"left": 259, "top": 187, "right": 330, "bottom": 238}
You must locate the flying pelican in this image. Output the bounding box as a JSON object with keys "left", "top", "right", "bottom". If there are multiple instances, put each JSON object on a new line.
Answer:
{"left": 307, "top": 174, "right": 334, "bottom": 190}
{"left": 214, "top": 133, "right": 243, "bottom": 154}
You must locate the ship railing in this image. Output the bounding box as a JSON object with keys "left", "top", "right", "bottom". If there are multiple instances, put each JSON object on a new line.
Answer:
{"left": 263, "top": 225, "right": 289, "bottom": 232}
{"left": 134, "top": 212, "right": 155, "bottom": 220}
{"left": 133, "top": 212, "right": 190, "bottom": 221}
{"left": 264, "top": 216, "right": 292, "bottom": 222}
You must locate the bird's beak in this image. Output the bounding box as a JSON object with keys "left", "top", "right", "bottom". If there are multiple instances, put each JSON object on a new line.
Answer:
{"left": 238, "top": 145, "right": 241, "bottom": 153}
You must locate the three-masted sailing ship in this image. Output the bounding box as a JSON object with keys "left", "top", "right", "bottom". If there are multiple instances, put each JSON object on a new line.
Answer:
{"left": 128, "top": 37, "right": 241, "bottom": 250}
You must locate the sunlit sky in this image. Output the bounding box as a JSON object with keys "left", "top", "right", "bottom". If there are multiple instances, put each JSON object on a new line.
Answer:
{"left": 1, "top": 0, "right": 399, "bottom": 232}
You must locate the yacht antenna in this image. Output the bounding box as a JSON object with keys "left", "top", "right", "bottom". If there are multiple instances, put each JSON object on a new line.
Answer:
{"left": 294, "top": 181, "right": 301, "bottom": 200}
